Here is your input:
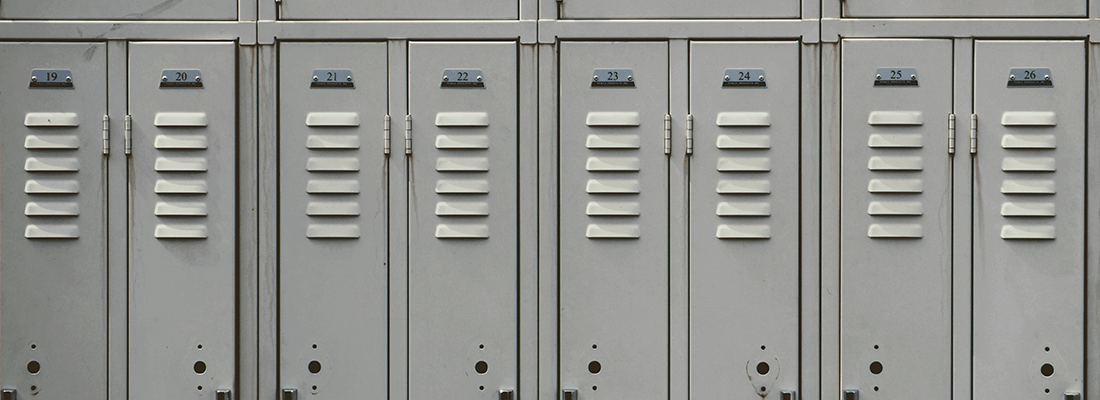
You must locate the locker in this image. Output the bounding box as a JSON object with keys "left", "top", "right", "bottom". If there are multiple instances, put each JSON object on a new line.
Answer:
{"left": 559, "top": 41, "right": 669, "bottom": 400}
{"left": 972, "top": 40, "right": 1085, "bottom": 400}
{"left": 279, "top": 0, "right": 517, "bottom": 20}
{"left": 687, "top": 41, "right": 800, "bottom": 400}
{"left": 0, "top": 42, "right": 108, "bottom": 400}
{"left": 407, "top": 42, "right": 519, "bottom": 399}
{"left": 0, "top": 0, "right": 237, "bottom": 20}
{"left": 559, "top": 0, "right": 798, "bottom": 19}
{"left": 839, "top": 39, "right": 953, "bottom": 399}
{"left": 278, "top": 42, "right": 390, "bottom": 400}
{"left": 842, "top": 0, "right": 1084, "bottom": 18}
{"left": 127, "top": 42, "right": 237, "bottom": 399}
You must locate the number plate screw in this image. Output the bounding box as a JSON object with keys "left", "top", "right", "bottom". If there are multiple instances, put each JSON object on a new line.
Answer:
{"left": 162, "top": 76, "right": 168, "bottom": 82}
{"left": 1045, "top": 75, "right": 1050, "bottom": 81}
{"left": 724, "top": 75, "right": 730, "bottom": 81}
{"left": 347, "top": 76, "right": 352, "bottom": 82}
{"left": 1010, "top": 75, "right": 1015, "bottom": 81}
{"left": 759, "top": 75, "right": 765, "bottom": 81}
{"left": 66, "top": 76, "right": 72, "bottom": 82}
{"left": 875, "top": 74, "right": 881, "bottom": 80}
{"left": 313, "top": 76, "right": 318, "bottom": 82}
{"left": 443, "top": 76, "right": 449, "bottom": 82}
{"left": 593, "top": 75, "right": 598, "bottom": 82}
{"left": 31, "top": 76, "right": 37, "bottom": 82}
{"left": 195, "top": 76, "right": 201, "bottom": 83}
{"left": 477, "top": 76, "right": 482, "bottom": 82}
{"left": 627, "top": 75, "right": 633, "bottom": 81}
{"left": 910, "top": 74, "right": 916, "bottom": 80}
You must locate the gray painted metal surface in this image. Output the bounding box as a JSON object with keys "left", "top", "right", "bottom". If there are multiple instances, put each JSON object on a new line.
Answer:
{"left": 842, "top": 0, "right": 1085, "bottom": 18}
{"left": 127, "top": 41, "right": 237, "bottom": 400}
{"left": 0, "top": 41, "right": 108, "bottom": 400}
{"left": 278, "top": 0, "right": 518, "bottom": 20}
{"left": 839, "top": 39, "right": 953, "bottom": 400}
{"left": 558, "top": 0, "right": 799, "bottom": 19}
{"left": 407, "top": 41, "right": 519, "bottom": 399}
{"left": 558, "top": 41, "right": 670, "bottom": 400}
{"left": 972, "top": 40, "right": 1085, "bottom": 400}
{"left": 0, "top": 0, "right": 238, "bottom": 20}
{"left": 277, "top": 42, "right": 390, "bottom": 400}
{"left": 687, "top": 40, "right": 801, "bottom": 400}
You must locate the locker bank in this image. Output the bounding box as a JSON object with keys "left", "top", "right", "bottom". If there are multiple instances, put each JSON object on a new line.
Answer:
{"left": 0, "top": 2, "right": 1098, "bottom": 400}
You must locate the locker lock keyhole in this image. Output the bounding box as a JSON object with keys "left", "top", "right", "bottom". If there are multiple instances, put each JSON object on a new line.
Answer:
{"left": 308, "top": 361, "right": 322, "bottom": 374}
{"left": 27, "top": 360, "right": 41, "bottom": 374}
{"left": 756, "top": 362, "right": 770, "bottom": 376}
{"left": 194, "top": 361, "right": 206, "bottom": 374}
{"left": 870, "top": 361, "right": 883, "bottom": 375}
{"left": 588, "top": 361, "right": 602, "bottom": 374}
{"left": 475, "top": 361, "right": 488, "bottom": 374}
{"left": 1040, "top": 363, "right": 1054, "bottom": 377}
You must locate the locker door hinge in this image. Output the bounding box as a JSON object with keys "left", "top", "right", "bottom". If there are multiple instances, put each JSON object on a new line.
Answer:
{"left": 216, "top": 389, "right": 231, "bottom": 400}
{"left": 281, "top": 389, "right": 297, "bottom": 400}
{"left": 124, "top": 115, "right": 132, "bottom": 155}
{"left": 947, "top": 113, "right": 955, "bottom": 155}
{"left": 498, "top": 389, "right": 515, "bottom": 400}
{"left": 404, "top": 115, "right": 412, "bottom": 155}
{"left": 844, "top": 389, "right": 859, "bottom": 400}
{"left": 781, "top": 390, "right": 797, "bottom": 400}
{"left": 102, "top": 115, "right": 110, "bottom": 155}
{"left": 2, "top": 389, "right": 15, "bottom": 400}
{"left": 969, "top": 113, "right": 977, "bottom": 154}
{"left": 685, "top": 114, "right": 694, "bottom": 155}
{"left": 663, "top": 114, "right": 672, "bottom": 155}
{"left": 383, "top": 114, "right": 392, "bottom": 155}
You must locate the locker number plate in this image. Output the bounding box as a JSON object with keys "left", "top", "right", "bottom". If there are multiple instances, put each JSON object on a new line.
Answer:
{"left": 160, "top": 69, "right": 203, "bottom": 89}
{"left": 874, "top": 68, "right": 918, "bottom": 87}
{"left": 441, "top": 69, "right": 484, "bottom": 88}
{"left": 723, "top": 69, "right": 766, "bottom": 88}
{"left": 312, "top": 69, "right": 355, "bottom": 89}
{"left": 1007, "top": 68, "right": 1052, "bottom": 88}
{"left": 592, "top": 69, "right": 635, "bottom": 88}
{"left": 29, "top": 69, "right": 74, "bottom": 89}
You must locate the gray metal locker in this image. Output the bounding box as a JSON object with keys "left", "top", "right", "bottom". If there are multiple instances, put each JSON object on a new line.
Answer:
{"left": 0, "top": 0, "right": 237, "bottom": 20}
{"left": 842, "top": 0, "right": 1084, "bottom": 18}
{"left": 687, "top": 41, "right": 800, "bottom": 400}
{"left": 407, "top": 41, "right": 519, "bottom": 399}
{"left": 0, "top": 42, "right": 108, "bottom": 400}
{"left": 839, "top": 39, "right": 953, "bottom": 400}
{"left": 558, "top": 41, "right": 669, "bottom": 400}
{"left": 279, "top": 0, "right": 516, "bottom": 20}
{"left": 559, "top": 0, "right": 798, "bottom": 19}
{"left": 277, "top": 42, "right": 390, "bottom": 400}
{"left": 972, "top": 40, "right": 1085, "bottom": 400}
{"left": 127, "top": 41, "right": 237, "bottom": 399}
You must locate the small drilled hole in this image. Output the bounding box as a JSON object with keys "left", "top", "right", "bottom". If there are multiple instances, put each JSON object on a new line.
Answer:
{"left": 309, "top": 360, "right": 322, "bottom": 374}
{"left": 27, "top": 360, "right": 41, "bottom": 374}
{"left": 592, "top": 344, "right": 597, "bottom": 349}
{"left": 479, "top": 344, "right": 485, "bottom": 349}
{"left": 1045, "top": 347, "right": 1050, "bottom": 352}
{"left": 589, "top": 361, "right": 602, "bottom": 374}
{"left": 760, "top": 386, "right": 767, "bottom": 392}
{"left": 194, "top": 361, "right": 207, "bottom": 374}
{"left": 475, "top": 361, "right": 488, "bottom": 374}
{"left": 874, "top": 345, "right": 879, "bottom": 350}
{"left": 874, "top": 387, "right": 880, "bottom": 392}
{"left": 1045, "top": 389, "right": 1051, "bottom": 393}
{"left": 312, "top": 386, "right": 317, "bottom": 391}
{"left": 479, "top": 386, "right": 485, "bottom": 391}
{"left": 1040, "top": 363, "right": 1054, "bottom": 377}
{"left": 592, "top": 386, "right": 597, "bottom": 391}
{"left": 756, "top": 362, "right": 770, "bottom": 375}
{"left": 760, "top": 345, "right": 766, "bottom": 350}
{"left": 312, "top": 344, "right": 318, "bottom": 349}
{"left": 197, "top": 344, "right": 203, "bottom": 349}
{"left": 870, "top": 361, "right": 883, "bottom": 375}
{"left": 30, "top": 386, "right": 37, "bottom": 392}
{"left": 30, "top": 344, "right": 36, "bottom": 350}
{"left": 197, "top": 386, "right": 203, "bottom": 391}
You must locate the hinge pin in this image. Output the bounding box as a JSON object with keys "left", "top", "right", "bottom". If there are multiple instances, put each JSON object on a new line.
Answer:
{"left": 948, "top": 113, "right": 955, "bottom": 155}
{"left": 102, "top": 115, "right": 110, "bottom": 155}
{"left": 685, "top": 114, "right": 694, "bottom": 155}
{"left": 663, "top": 114, "right": 672, "bottom": 155}
{"left": 404, "top": 115, "right": 412, "bottom": 155}
{"left": 969, "top": 113, "right": 978, "bottom": 155}
{"left": 383, "top": 115, "right": 392, "bottom": 155}
{"left": 124, "top": 115, "right": 133, "bottom": 155}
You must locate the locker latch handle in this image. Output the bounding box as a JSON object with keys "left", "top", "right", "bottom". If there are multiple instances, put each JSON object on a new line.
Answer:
{"left": 2, "top": 388, "right": 14, "bottom": 400}
{"left": 781, "top": 390, "right": 797, "bottom": 400}
{"left": 844, "top": 389, "right": 858, "bottom": 400}
{"left": 281, "top": 388, "right": 297, "bottom": 400}
{"left": 1065, "top": 392, "right": 1081, "bottom": 400}
{"left": 562, "top": 389, "right": 578, "bottom": 400}
{"left": 217, "top": 389, "right": 232, "bottom": 400}
{"left": 499, "top": 388, "right": 515, "bottom": 400}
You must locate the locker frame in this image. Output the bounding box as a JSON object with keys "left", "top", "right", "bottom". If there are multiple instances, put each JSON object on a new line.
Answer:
{"left": 821, "top": 34, "right": 1099, "bottom": 400}
{"left": 821, "top": 0, "right": 1100, "bottom": 19}
{"left": 257, "top": 0, "right": 539, "bottom": 22}
{"left": 536, "top": 0, "right": 821, "bottom": 20}
{"left": 536, "top": 35, "right": 821, "bottom": 400}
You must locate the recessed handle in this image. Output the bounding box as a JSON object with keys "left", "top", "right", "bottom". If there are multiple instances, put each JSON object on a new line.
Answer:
{"left": 2, "top": 389, "right": 15, "bottom": 400}
{"left": 1064, "top": 392, "right": 1081, "bottom": 400}
{"left": 781, "top": 391, "right": 797, "bottom": 400}
{"left": 562, "top": 389, "right": 578, "bottom": 400}
{"left": 216, "top": 389, "right": 232, "bottom": 400}
{"left": 844, "top": 389, "right": 858, "bottom": 400}
{"left": 499, "top": 389, "right": 515, "bottom": 400}
{"left": 282, "top": 388, "right": 297, "bottom": 400}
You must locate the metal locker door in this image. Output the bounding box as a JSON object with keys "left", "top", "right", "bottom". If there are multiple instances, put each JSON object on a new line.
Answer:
{"left": 0, "top": 0, "right": 236, "bottom": 20}
{"left": 842, "top": 0, "right": 1083, "bottom": 17}
{"left": 972, "top": 40, "right": 1085, "bottom": 400}
{"left": 687, "top": 41, "right": 800, "bottom": 400}
{"left": 279, "top": 0, "right": 516, "bottom": 20}
{"left": 278, "top": 42, "right": 390, "bottom": 400}
{"left": 0, "top": 42, "right": 108, "bottom": 400}
{"left": 127, "top": 42, "right": 237, "bottom": 400}
{"left": 839, "top": 39, "right": 953, "bottom": 400}
{"left": 559, "top": 0, "right": 798, "bottom": 19}
{"left": 559, "top": 41, "right": 669, "bottom": 400}
{"left": 407, "top": 41, "right": 519, "bottom": 399}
